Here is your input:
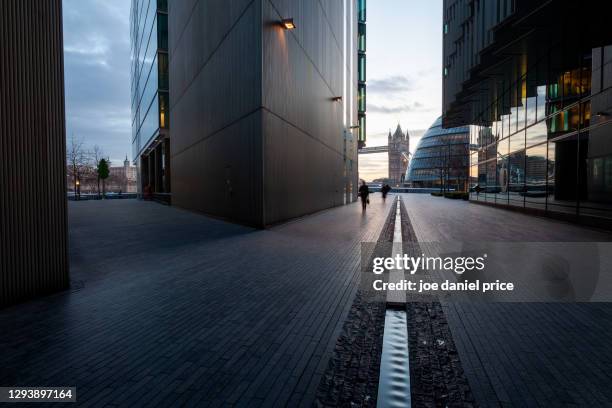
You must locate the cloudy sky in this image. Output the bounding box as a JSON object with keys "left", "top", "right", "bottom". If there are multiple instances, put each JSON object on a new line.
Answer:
{"left": 63, "top": 0, "right": 131, "bottom": 166}
{"left": 62, "top": 0, "right": 442, "bottom": 177}
{"left": 359, "top": 0, "right": 443, "bottom": 181}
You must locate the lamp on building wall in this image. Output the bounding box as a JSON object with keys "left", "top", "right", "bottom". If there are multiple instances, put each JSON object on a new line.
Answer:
{"left": 281, "top": 18, "right": 296, "bottom": 30}
{"left": 349, "top": 125, "right": 360, "bottom": 129}
{"left": 332, "top": 96, "right": 343, "bottom": 102}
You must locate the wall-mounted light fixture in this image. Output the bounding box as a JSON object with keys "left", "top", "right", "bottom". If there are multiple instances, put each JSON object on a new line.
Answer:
{"left": 281, "top": 18, "right": 296, "bottom": 30}
{"left": 349, "top": 125, "right": 360, "bottom": 129}
{"left": 332, "top": 96, "right": 343, "bottom": 102}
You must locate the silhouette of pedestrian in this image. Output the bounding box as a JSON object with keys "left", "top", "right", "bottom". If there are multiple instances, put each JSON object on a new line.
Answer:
{"left": 381, "top": 184, "right": 391, "bottom": 201}
{"left": 358, "top": 180, "right": 370, "bottom": 211}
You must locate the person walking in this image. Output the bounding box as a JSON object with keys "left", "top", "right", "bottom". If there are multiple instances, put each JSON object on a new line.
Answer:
{"left": 358, "top": 180, "right": 370, "bottom": 211}
{"left": 381, "top": 184, "right": 391, "bottom": 201}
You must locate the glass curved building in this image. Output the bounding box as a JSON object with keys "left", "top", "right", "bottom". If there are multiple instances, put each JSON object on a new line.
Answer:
{"left": 406, "top": 116, "right": 469, "bottom": 190}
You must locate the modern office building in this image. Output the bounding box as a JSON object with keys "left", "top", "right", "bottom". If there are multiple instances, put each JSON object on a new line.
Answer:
{"left": 388, "top": 124, "right": 410, "bottom": 185}
{"left": 168, "top": 0, "right": 363, "bottom": 227}
{"left": 357, "top": 0, "right": 367, "bottom": 149}
{"left": 443, "top": 0, "right": 612, "bottom": 226}
{"left": 1, "top": 0, "right": 68, "bottom": 307}
{"left": 406, "top": 117, "right": 469, "bottom": 190}
{"left": 130, "top": 0, "right": 170, "bottom": 201}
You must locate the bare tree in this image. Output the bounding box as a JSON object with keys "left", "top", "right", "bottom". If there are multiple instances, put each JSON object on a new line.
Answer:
{"left": 435, "top": 138, "right": 450, "bottom": 193}
{"left": 91, "top": 145, "right": 105, "bottom": 197}
{"left": 66, "top": 135, "right": 89, "bottom": 198}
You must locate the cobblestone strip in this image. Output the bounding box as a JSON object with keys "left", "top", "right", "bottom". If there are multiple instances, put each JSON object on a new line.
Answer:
{"left": 400, "top": 199, "right": 476, "bottom": 407}
{"left": 314, "top": 198, "right": 397, "bottom": 407}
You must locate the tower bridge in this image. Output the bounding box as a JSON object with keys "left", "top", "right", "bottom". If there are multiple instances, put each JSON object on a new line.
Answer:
{"left": 358, "top": 124, "right": 410, "bottom": 185}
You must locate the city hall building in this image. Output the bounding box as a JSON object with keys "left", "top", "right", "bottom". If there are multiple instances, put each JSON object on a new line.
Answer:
{"left": 443, "top": 0, "right": 612, "bottom": 227}
{"left": 406, "top": 117, "right": 470, "bottom": 190}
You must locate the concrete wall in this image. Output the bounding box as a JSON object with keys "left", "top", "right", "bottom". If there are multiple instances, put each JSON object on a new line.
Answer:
{"left": 0, "top": 0, "right": 69, "bottom": 307}
{"left": 169, "top": 0, "right": 358, "bottom": 226}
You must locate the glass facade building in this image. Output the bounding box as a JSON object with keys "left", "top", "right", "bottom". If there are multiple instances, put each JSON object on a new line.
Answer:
{"left": 130, "top": 0, "right": 170, "bottom": 197}
{"left": 357, "top": 0, "right": 366, "bottom": 148}
{"left": 443, "top": 0, "right": 612, "bottom": 225}
{"left": 406, "top": 117, "right": 469, "bottom": 190}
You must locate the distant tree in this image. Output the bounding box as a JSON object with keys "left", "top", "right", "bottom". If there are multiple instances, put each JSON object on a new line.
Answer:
{"left": 91, "top": 145, "right": 105, "bottom": 197}
{"left": 91, "top": 145, "right": 104, "bottom": 163}
{"left": 67, "top": 135, "right": 88, "bottom": 198}
{"left": 97, "top": 158, "right": 110, "bottom": 197}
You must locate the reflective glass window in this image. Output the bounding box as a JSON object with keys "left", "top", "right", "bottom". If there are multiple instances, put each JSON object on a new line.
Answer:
{"left": 496, "top": 156, "right": 508, "bottom": 202}
{"left": 508, "top": 151, "right": 525, "bottom": 201}
{"left": 358, "top": 54, "right": 366, "bottom": 83}
{"left": 526, "top": 121, "right": 547, "bottom": 147}
{"left": 509, "top": 130, "right": 525, "bottom": 154}
{"left": 525, "top": 144, "right": 547, "bottom": 207}
{"left": 358, "top": 23, "right": 366, "bottom": 52}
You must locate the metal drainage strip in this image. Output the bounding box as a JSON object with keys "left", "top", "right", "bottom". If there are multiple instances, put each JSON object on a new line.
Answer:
{"left": 377, "top": 197, "right": 411, "bottom": 408}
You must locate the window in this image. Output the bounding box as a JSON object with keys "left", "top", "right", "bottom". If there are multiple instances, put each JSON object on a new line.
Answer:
{"left": 508, "top": 150, "right": 525, "bottom": 202}
{"left": 157, "top": 13, "right": 168, "bottom": 50}
{"left": 358, "top": 84, "right": 366, "bottom": 112}
{"left": 159, "top": 92, "right": 169, "bottom": 129}
{"left": 536, "top": 85, "right": 546, "bottom": 121}
{"left": 158, "top": 52, "right": 168, "bottom": 90}
{"left": 358, "top": 54, "right": 366, "bottom": 83}
{"left": 358, "top": 0, "right": 366, "bottom": 22}
{"left": 358, "top": 23, "right": 366, "bottom": 52}
{"left": 525, "top": 144, "right": 547, "bottom": 205}
{"left": 509, "top": 130, "right": 525, "bottom": 154}
{"left": 358, "top": 115, "right": 366, "bottom": 143}
{"left": 526, "top": 121, "right": 547, "bottom": 147}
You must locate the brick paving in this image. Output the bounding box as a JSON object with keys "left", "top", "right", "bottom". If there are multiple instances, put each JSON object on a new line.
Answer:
{"left": 0, "top": 197, "right": 394, "bottom": 407}
{"left": 3, "top": 194, "right": 612, "bottom": 407}
{"left": 315, "top": 197, "right": 397, "bottom": 407}
{"left": 399, "top": 199, "right": 475, "bottom": 408}
{"left": 402, "top": 194, "right": 612, "bottom": 407}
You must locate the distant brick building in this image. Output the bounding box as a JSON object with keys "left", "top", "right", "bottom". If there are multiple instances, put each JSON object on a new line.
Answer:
{"left": 108, "top": 156, "right": 137, "bottom": 193}
{"left": 68, "top": 156, "right": 137, "bottom": 194}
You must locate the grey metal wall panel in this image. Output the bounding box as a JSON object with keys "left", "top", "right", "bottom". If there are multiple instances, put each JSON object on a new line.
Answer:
{"left": 261, "top": 0, "right": 357, "bottom": 224}
{"left": 172, "top": 111, "right": 264, "bottom": 225}
{"left": 1, "top": 0, "right": 69, "bottom": 307}
{"left": 169, "top": 0, "right": 264, "bottom": 226}
{"left": 262, "top": 110, "right": 345, "bottom": 223}
{"left": 169, "top": 0, "right": 357, "bottom": 227}
{"left": 168, "top": 0, "right": 257, "bottom": 110}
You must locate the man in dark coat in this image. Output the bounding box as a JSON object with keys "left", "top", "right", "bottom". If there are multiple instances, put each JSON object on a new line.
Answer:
{"left": 358, "top": 180, "right": 370, "bottom": 211}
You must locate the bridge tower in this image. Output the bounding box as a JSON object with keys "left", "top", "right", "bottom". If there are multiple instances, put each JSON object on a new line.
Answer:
{"left": 388, "top": 124, "right": 410, "bottom": 186}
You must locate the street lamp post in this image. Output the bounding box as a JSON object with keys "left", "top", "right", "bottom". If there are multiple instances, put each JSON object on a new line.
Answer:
{"left": 76, "top": 179, "right": 81, "bottom": 201}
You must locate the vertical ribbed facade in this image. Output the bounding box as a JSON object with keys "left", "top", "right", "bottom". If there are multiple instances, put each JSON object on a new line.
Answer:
{"left": 0, "top": 0, "right": 69, "bottom": 307}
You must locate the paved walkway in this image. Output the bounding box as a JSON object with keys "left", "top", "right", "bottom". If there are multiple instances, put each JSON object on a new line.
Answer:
{"left": 0, "top": 197, "right": 394, "bottom": 407}
{"left": 402, "top": 194, "right": 612, "bottom": 407}
{"left": 2, "top": 194, "right": 612, "bottom": 407}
